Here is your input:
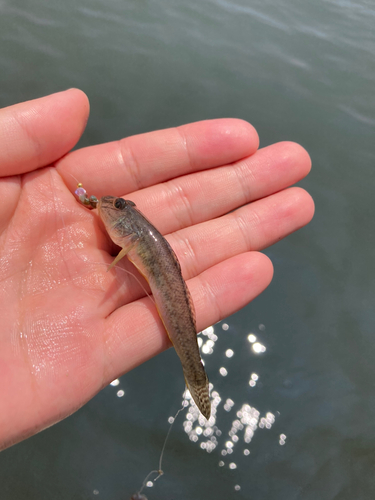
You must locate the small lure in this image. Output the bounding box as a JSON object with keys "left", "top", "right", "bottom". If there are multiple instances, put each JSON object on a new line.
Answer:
{"left": 75, "top": 184, "right": 99, "bottom": 208}
{"left": 75, "top": 185, "right": 211, "bottom": 419}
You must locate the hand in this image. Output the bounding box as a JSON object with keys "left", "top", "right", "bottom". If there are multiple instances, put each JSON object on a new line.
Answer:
{"left": 0, "top": 89, "right": 314, "bottom": 450}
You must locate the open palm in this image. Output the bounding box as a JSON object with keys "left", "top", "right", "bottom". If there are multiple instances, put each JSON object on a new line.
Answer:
{"left": 0, "top": 89, "right": 314, "bottom": 450}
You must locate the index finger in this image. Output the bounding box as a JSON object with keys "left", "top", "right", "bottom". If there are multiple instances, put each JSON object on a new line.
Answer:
{"left": 56, "top": 118, "right": 259, "bottom": 198}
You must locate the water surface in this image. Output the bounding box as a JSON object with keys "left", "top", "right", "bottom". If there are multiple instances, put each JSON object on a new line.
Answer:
{"left": 0, "top": 0, "right": 374, "bottom": 498}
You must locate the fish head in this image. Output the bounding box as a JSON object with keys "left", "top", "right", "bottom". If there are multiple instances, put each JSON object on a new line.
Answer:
{"left": 98, "top": 195, "right": 138, "bottom": 245}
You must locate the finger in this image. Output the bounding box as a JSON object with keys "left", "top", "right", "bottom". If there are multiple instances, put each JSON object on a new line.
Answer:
{"left": 102, "top": 251, "right": 272, "bottom": 379}
{"left": 169, "top": 186, "right": 315, "bottom": 279}
{"left": 0, "top": 89, "right": 89, "bottom": 176}
{"left": 124, "top": 141, "right": 312, "bottom": 235}
{"left": 57, "top": 118, "right": 259, "bottom": 197}
{"left": 84, "top": 187, "right": 313, "bottom": 313}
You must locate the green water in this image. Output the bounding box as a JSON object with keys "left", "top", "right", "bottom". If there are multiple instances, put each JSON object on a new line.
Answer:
{"left": 1, "top": 0, "right": 375, "bottom": 498}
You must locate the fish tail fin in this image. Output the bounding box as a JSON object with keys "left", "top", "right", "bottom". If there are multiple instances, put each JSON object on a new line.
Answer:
{"left": 184, "top": 371, "right": 211, "bottom": 420}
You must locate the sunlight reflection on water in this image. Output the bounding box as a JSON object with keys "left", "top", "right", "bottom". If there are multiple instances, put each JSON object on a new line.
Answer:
{"left": 180, "top": 324, "right": 280, "bottom": 457}
{"left": 109, "top": 321, "right": 287, "bottom": 498}
{"left": 175, "top": 323, "right": 284, "bottom": 492}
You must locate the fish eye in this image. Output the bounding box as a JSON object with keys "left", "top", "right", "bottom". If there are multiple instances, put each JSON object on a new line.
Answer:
{"left": 114, "top": 198, "right": 127, "bottom": 210}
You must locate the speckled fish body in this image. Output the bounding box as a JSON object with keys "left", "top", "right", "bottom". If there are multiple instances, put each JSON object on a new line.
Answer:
{"left": 98, "top": 196, "right": 211, "bottom": 419}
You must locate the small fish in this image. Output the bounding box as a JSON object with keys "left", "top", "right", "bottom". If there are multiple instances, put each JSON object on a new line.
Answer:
{"left": 98, "top": 196, "right": 211, "bottom": 419}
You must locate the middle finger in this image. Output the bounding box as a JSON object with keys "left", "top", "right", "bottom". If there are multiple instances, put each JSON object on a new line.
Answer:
{"left": 117, "top": 141, "right": 311, "bottom": 235}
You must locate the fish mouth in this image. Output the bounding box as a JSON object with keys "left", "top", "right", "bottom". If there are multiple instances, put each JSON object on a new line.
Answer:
{"left": 97, "top": 195, "right": 116, "bottom": 213}
{"left": 97, "top": 197, "right": 103, "bottom": 212}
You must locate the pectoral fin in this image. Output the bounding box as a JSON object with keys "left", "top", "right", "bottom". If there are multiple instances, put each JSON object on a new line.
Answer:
{"left": 107, "top": 234, "right": 137, "bottom": 271}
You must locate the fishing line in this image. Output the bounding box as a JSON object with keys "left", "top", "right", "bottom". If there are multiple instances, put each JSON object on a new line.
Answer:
{"left": 131, "top": 400, "right": 186, "bottom": 499}
{"left": 50, "top": 172, "right": 197, "bottom": 498}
